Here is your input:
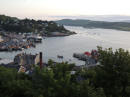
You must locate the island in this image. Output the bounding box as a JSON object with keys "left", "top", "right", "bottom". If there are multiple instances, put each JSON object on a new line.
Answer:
{"left": 56, "top": 19, "right": 130, "bottom": 31}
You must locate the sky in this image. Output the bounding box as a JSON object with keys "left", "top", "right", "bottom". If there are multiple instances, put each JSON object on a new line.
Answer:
{"left": 0, "top": 0, "right": 130, "bottom": 19}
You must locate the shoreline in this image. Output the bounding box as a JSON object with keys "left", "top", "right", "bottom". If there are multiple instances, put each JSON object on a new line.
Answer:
{"left": 0, "top": 31, "right": 76, "bottom": 52}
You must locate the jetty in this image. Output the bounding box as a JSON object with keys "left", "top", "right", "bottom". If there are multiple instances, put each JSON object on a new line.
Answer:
{"left": 73, "top": 50, "right": 99, "bottom": 66}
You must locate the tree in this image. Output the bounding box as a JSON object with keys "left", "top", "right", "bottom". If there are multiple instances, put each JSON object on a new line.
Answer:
{"left": 95, "top": 47, "right": 130, "bottom": 97}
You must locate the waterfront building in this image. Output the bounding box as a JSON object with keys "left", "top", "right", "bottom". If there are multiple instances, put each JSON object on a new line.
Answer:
{"left": 14, "top": 53, "right": 40, "bottom": 66}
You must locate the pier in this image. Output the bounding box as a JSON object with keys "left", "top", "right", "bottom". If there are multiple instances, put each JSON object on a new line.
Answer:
{"left": 73, "top": 50, "right": 99, "bottom": 67}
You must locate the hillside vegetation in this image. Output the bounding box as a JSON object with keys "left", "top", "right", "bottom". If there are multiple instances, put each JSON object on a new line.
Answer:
{"left": 0, "top": 15, "right": 74, "bottom": 35}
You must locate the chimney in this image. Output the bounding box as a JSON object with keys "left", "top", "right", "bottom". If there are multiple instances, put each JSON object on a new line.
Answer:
{"left": 39, "top": 52, "right": 43, "bottom": 69}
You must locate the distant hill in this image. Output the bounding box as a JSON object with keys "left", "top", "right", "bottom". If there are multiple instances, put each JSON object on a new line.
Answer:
{"left": 52, "top": 15, "right": 130, "bottom": 22}
{"left": 121, "top": 20, "right": 130, "bottom": 23}
{"left": 56, "top": 19, "right": 130, "bottom": 31}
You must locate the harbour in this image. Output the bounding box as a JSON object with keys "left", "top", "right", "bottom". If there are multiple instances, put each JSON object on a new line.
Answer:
{"left": 0, "top": 32, "right": 42, "bottom": 52}
{"left": 1, "top": 26, "right": 130, "bottom": 65}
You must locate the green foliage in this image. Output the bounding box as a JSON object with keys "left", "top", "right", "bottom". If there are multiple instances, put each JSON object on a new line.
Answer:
{"left": 45, "top": 21, "right": 67, "bottom": 33}
{"left": 1, "top": 47, "right": 130, "bottom": 97}
{"left": 96, "top": 47, "right": 130, "bottom": 97}
{"left": 0, "top": 63, "right": 104, "bottom": 97}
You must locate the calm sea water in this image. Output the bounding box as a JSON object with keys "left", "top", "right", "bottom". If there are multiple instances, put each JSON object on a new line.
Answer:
{"left": 1, "top": 26, "right": 130, "bottom": 65}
